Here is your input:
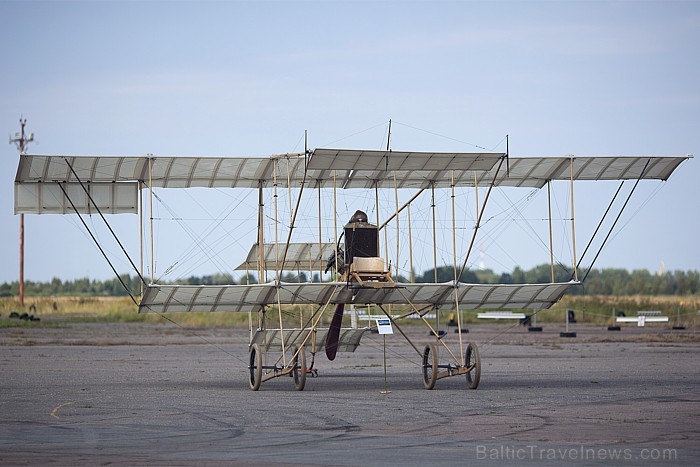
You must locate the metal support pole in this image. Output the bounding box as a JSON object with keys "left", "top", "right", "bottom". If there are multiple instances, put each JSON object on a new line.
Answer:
{"left": 273, "top": 161, "right": 286, "bottom": 364}
{"left": 474, "top": 171, "right": 479, "bottom": 219}
{"left": 318, "top": 180, "right": 322, "bottom": 282}
{"left": 569, "top": 158, "right": 578, "bottom": 282}
{"left": 451, "top": 171, "right": 464, "bottom": 363}
{"left": 375, "top": 182, "right": 380, "bottom": 231}
{"left": 258, "top": 179, "right": 265, "bottom": 283}
{"left": 334, "top": 171, "right": 338, "bottom": 280}
{"left": 431, "top": 183, "right": 437, "bottom": 282}
{"left": 431, "top": 182, "right": 438, "bottom": 333}
{"left": 149, "top": 157, "right": 154, "bottom": 284}
{"left": 286, "top": 157, "right": 293, "bottom": 226}
{"left": 393, "top": 173, "right": 399, "bottom": 279}
{"left": 407, "top": 203, "right": 414, "bottom": 282}
{"left": 19, "top": 215, "right": 24, "bottom": 307}
{"left": 458, "top": 156, "right": 505, "bottom": 281}
{"left": 383, "top": 205, "right": 389, "bottom": 271}
{"left": 278, "top": 163, "right": 308, "bottom": 274}
{"left": 139, "top": 181, "right": 144, "bottom": 295}
{"left": 381, "top": 334, "right": 390, "bottom": 394}
{"left": 548, "top": 180, "right": 555, "bottom": 283}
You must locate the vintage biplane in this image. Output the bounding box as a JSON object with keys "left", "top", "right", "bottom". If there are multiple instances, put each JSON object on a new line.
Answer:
{"left": 14, "top": 143, "right": 691, "bottom": 390}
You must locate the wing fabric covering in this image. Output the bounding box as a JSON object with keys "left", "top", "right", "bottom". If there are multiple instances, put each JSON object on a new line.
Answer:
{"left": 138, "top": 281, "right": 581, "bottom": 314}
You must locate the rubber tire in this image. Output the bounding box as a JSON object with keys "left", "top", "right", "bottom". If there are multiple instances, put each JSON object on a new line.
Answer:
{"left": 291, "top": 345, "right": 307, "bottom": 391}
{"left": 465, "top": 342, "right": 481, "bottom": 390}
{"left": 249, "top": 343, "right": 262, "bottom": 391}
{"left": 422, "top": 343, "right": 438, "bottom": 390}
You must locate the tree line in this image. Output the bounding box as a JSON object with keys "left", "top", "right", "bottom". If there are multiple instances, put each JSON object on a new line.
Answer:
{"left": 0, "top": 266, "right": 697, "bottom": 298}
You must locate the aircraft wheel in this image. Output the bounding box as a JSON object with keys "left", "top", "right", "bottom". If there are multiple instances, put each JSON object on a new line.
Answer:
{"left": 249, "top": 343, "right": 262, "bottom": 391}
{"left": 465, "top": 342, "right": 481, "bottom": 390}
{"left": 291, "top": 345, "right": 307, "bottom": 391}
{"left": 422, "top": 343, "right": 438, "bottom": 390}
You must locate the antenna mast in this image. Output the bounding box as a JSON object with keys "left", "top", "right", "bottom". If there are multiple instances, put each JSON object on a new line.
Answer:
{"left": 386, "top": 119, "right": 392, "bottom": 151}
{"left": 9, "top": 116, "right": 34, "bottom": 308}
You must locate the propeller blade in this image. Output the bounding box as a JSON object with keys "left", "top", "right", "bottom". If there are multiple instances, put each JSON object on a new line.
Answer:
{"left": 325, "top": 303, "right": 344, "bottom": 361}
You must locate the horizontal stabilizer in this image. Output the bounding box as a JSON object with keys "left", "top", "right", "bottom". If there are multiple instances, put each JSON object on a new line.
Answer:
{"left": 235, "top": 242, "right": 336, "bottom": 272}
{"left": 15, "top": 181, "right": 138, "bottom": 214}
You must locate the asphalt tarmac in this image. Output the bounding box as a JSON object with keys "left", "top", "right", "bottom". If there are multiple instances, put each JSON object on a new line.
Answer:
{"left": 1, "top": 323, "right": 698, "bottom": 465}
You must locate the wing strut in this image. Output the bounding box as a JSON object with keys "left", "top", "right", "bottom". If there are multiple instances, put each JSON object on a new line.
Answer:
{"left": 457, "top": 155, "right": 506, "bottom": 281}
{"left": 279, "top": 155, "right": 309, "bottom": 273}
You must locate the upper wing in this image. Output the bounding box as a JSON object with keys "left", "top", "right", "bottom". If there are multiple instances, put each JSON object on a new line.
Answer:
{"left": 15, "top": 151, "right": 691, "bottom": 214}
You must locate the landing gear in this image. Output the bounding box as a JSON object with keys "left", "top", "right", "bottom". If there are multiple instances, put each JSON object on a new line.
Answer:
{"left": 421, "top": 341, "right": 481, "bottom": 390}
{"left": 249, "top": 342, "right": 308, "bottom": 391}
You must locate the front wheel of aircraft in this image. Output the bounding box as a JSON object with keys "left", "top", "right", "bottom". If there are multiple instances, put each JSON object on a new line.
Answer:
{"left": 422, "top": 343, "right": 438, "bottom": 390}
{"left": 291, "top": 345, "right": 307, "bottom": 391}
{"left": 249, "top": 343, "right": 262, "bottom": 391}
{"left": 465, "top": 342, "right": 481, "bottom": 390}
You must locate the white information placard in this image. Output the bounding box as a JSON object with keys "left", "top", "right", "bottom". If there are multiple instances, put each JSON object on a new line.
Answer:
{"left": 376, "top": 318, "right": 393, "bottom": 335}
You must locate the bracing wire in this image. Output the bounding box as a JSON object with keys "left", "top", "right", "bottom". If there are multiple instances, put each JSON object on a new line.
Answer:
{"left": 57, "top": 183, "right": 138, "bottom": 305}
{"left": 579, "top": 159, "right": 651, "bottom": 283}
{"left": 151, "top": 188, "right": 255, "bottom": 281}
{"left": 575, "top": 180, "right": 625, "bottom": 272}
{"left": 608, "top": 181, "right": 666, "bottom": 244}
{"left": 320, "top": 121, "right": 388, "bottom": 148}
{"left": 393, "top": 121, "right": 489, "bottom": 151}
{"left": 63, "top": 158, "right": 147, "bottom": 288}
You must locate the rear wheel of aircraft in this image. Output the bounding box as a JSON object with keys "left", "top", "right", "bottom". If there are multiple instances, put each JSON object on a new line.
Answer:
{"left": 465, "top": 342, "right": 481, "bottom": 390}
{"left": 291, "top": 345, "right": 307, "bottom": 391}
{"left": 422, "top": 343, "right": 438, "bottom": 390}
{"left": 249, "top": 343, "right": 262, "bottom": 391}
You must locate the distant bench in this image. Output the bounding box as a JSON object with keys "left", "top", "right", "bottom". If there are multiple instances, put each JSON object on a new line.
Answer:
{"left": 477, "top": 311, "right": 527, "bottom": 320}
{"left": 616, "top": 310, "right": 668, "bottom": 327}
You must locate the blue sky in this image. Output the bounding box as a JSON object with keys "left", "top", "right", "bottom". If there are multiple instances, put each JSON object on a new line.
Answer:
{"left": 1, "top": 0, "right": 698, "bottom": 283}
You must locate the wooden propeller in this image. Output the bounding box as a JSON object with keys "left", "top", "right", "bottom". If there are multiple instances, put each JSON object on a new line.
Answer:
{"left": 325, "top": 303, "right": 344, "bottom": 361}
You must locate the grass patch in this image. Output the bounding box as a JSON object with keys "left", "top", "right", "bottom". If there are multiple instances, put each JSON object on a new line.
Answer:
{"left": 551, "top": 295, "right": 700, "bottom": 326}
{"left": 0, "top": 296, "right": 252, "bottom": 328}
{"left": 1, "top": 294, "right": 697, "bottom": 329}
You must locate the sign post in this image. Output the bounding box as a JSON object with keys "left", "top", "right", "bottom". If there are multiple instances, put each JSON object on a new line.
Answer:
{"left": 377, "top": 318, "right": 393, "bottom": 394}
